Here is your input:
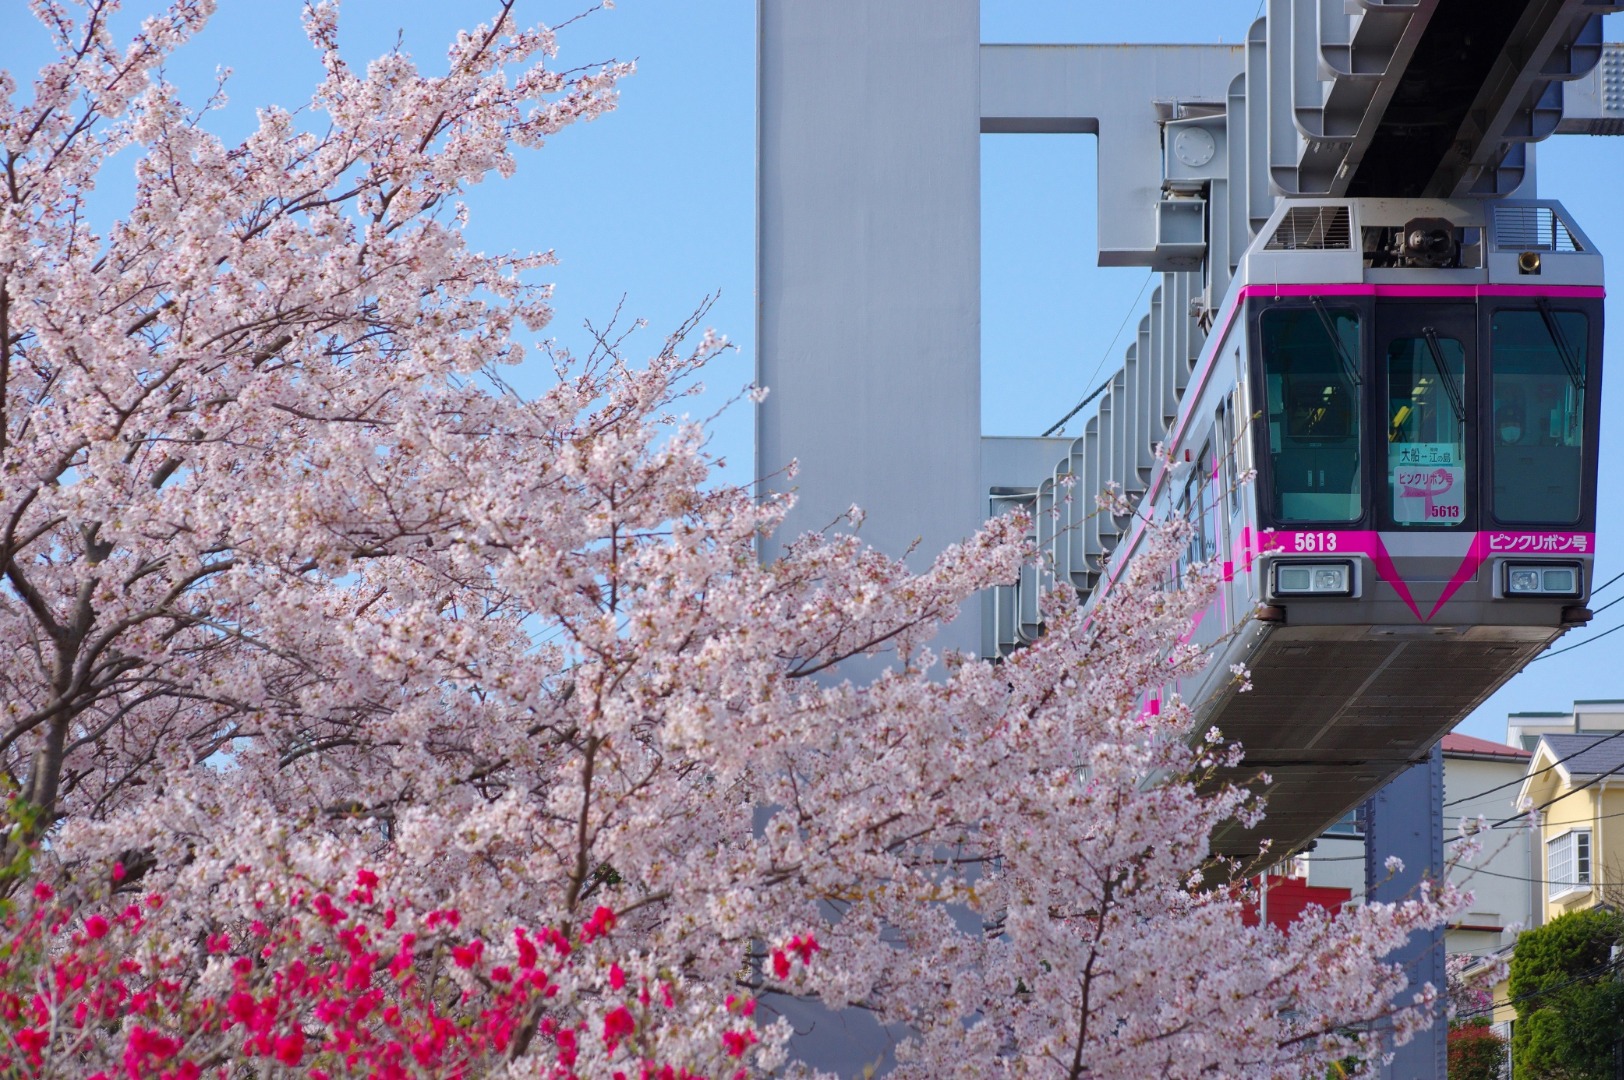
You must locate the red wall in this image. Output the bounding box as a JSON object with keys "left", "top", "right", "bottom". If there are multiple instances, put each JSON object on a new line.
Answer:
{"left": 1239, "top": 875, "right": 1352, "bottom": 929}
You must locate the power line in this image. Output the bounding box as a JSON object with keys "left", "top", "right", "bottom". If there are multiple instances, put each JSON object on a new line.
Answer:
{"left": 1531, "top": 618, "right": 1624, "bottom": 662}
{"left": 1449, "top": 864, "right": 1624, "bottom": 889}
{"left": 1042, "top": 270, "right": 1155, "bottom": 437}
{"left": 1462, "top": 802, "right": 1624, "bottom": 832}
{"left": 1315, "top": 800, "right": 1624, "bottom": 841}
{"left": 1454, "top": 956, "right": 1624, "bottom": 1023}
{"left": 1591, "top": 568, "right": 1624, "bottom": 597}
{"left": 1442, "top": 727, "right": 1624, "bottom": 808}
{"left": 1522, "top": 572, "right": 1624, "bottom": 663}
{"left": 1301, "top": 730, "right": 1624, "bottom": 855}
{"left": 1445, "top": 772, "right": 1624, "bottom": 842}
{"left": 1302, "top": 857, "right": 1624, "bottom": 895}
{"left": 1299, "top": 799, "right": 1624, "bottom": 844}
{"left": 1587, "top": 591, "right": 1624, "bottom": 619}
{"left": 1448, "top": 809, "right": 1624, "bottom": 837}
{"left": 1482, "top": 752, "right": 1624, "bottom": 831}
{"left": 1319, "top": 800, "right": 1624, "bottom": 838}
{"left": 1041, "top": 376, "right": 1115, "bottom": 440}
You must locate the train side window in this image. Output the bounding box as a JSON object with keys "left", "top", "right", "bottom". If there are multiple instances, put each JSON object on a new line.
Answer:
{"left": 1230, "top": 348, "right": 1250, "bottom": 516}
{"left": 1490, "top": 310, "right": 1586, "bottom": 524}
{"left": 1201, "top": 441, "right": 1216, "bottom": 562}
{"left": 1175, "top": 481, "right": 1192, "bottom": 579}
{"left": 1221, "top": 384, "right": 1247, "bottom": 519}
{"left": 1176, "top": 439, "right": 1214, "bottom": 578}
{"left": 1258, "top": 307, "right": 1362, "bottom": 523}
{"left": 1385, "top": 333, "right": 1468, "bottom": 527}
{"left": 1217, "top": 401, "right": 1240, "bottom": 518}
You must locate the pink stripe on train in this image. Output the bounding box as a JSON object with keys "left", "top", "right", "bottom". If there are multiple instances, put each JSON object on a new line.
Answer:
{"left": 1249, "top": 530, "right": 1595, "bottom": 622}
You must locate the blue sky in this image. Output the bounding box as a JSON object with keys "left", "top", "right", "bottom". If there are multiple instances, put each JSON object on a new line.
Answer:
{"left": 4, "top": 2, "right": 1621, "bottom": 745}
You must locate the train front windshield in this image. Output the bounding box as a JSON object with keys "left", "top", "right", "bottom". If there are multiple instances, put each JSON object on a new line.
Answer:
{"left": 1385, "top": 329, "right": 1469, "bottom": 527}
{"left": 1259, "top": 306, "right": 1362, "bottom": 524}
{"left": 1490, "top": 310, "right": 1587, "bottom": 524}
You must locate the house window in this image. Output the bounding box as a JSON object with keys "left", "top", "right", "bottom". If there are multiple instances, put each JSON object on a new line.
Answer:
{"left": 1547, "top": 829, "right": 1591, "bottom": 898}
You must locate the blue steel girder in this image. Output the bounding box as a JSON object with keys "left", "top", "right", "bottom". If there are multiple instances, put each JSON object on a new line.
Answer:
{"left": 1365, "top": 747, "right": 1448, "bottom": 1080}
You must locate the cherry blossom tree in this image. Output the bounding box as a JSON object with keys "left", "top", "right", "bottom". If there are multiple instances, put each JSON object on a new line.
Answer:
{"left": 0, "top": 2, "right": 1464, "bottom": 1076}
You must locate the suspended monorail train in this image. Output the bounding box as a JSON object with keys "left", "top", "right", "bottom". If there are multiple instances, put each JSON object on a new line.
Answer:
{"left": 1002, "top": 198, "right": 1604, "bottom": 861}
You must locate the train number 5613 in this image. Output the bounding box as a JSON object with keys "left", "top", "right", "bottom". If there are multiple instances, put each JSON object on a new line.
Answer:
{"left": 1292, "top": 532, "right": 1338, "bottom": 552}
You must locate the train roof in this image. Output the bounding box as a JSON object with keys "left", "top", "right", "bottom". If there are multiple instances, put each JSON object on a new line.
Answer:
{"left": 1236, "top": 198, "right": 1603, "bottom": 292}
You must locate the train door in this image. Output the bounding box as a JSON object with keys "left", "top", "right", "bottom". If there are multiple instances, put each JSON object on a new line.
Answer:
{"left": 1375, "top": 303, "right": 1478, "bottom": 531}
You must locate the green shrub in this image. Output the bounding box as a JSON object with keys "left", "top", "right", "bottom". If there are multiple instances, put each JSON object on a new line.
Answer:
{"left": 1508, "top": 907, "right": 1624, "bottom": 1079}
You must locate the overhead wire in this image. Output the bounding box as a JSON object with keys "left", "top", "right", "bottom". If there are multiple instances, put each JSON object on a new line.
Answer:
{"left": 1304, "top": 856, "right": 1624, "bottom": 903}
{"left": 1436, "top": 754, "right": 1624, "bottom": 843}
{"left": 1442, "top": 727, "right": 1624, "bottom": 808}
{"left": 1317, "top": 797, "right": 1624, "bottom": 837}
{"left": 1445, "top": 864, "right": 1624, "bottom": 889}
{"left": 1041, "top": 376, "right": 1116, "bottom": 440}
{"left": 1453, "top": 956, "right": 1624, "bottom": 1024}
{"left": 1301, "top": 857, "right": 1624, "bottom": 901}
{"left": 1042, "top": 270, "right": 1155, "bottom": 437}
{"left": 1435, "top": 571, "right": 1624, "bottom": 799}
{"left": 1296, "top": 709, "right": 1624, "bottom": 865}
{"left": 1305, "top": 811, "right": 1624, "bottom": 1022}
{"left": 1440, "top": 762, "right": 1624, "bottom": 844}
{"left": 1585, "top": 591, "right": 1624, "bottom": 619}
{"left": 1462, "top": 802, "right": 1624, "bottom": 830}
{"left": 1522, "top": 568, "right": 1624, "bottom": 663}
{"left": 1531, "top": 619, "right": 1624, "bottom": 662}
{"left": 1481, "top": 755, "right": 1624, "bottom": 831}
{"left": 1590, "top": 568, "right": 1624, "bottom": 597}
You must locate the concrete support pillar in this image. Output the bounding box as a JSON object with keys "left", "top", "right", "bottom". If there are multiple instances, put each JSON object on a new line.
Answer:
{"left": 756, "top": 0, "right": 984, "bottom": 657}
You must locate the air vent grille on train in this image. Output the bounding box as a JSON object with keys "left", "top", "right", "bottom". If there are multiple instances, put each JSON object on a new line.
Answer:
{"left": 1494, "top": 205, "right": 1581, "bottom": 252}
{"left": 1263, "top": 206, "right": 1352, "bottom": 251}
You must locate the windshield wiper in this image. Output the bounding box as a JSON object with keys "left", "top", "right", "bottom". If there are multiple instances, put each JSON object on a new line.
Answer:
{"left": 1537, "top": 300, "right": 1586, "bottom": 391}
{"left": 1421, "top": 327, "right": 1466, "bottom": 423}
{"left": 1311, "top": 298, "right": 1361, "bottom": 388}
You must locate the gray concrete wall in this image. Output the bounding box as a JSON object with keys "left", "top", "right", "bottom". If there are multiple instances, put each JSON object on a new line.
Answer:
{"left": 756, "top": 0, "right": 984, "bottom": 657}
{"left": 980, "top": 44, "right": 1242, "bottom": 268}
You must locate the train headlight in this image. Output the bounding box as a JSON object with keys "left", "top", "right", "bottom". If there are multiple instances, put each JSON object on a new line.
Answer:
{"left": 1504, "top": 563, "right": 1581, "bottom": 598}
{"left": 1272, "top": 561, "right": 1354, "bottom": 597}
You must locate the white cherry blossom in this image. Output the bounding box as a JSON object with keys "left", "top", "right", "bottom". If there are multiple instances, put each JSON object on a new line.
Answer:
{"left": 0, "top": 4, "right": 1462, "bottom": 1077}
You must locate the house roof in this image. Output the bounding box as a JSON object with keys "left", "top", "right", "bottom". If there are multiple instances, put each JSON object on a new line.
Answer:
{"left": 1538, "top": 732, "right": 1624, "bottom": 779}
{"left": 1440, "top": 733, "right": 1531, "bottom": 761}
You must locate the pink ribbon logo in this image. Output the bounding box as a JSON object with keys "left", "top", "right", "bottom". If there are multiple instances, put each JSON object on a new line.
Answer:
{"left": 1400, "top": 467, "right": 1453, "bottom": 518}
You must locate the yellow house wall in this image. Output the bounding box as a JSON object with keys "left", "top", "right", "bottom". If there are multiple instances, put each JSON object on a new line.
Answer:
{"left": 1595, "top": 782, "right": 1624, "bottom": 903}
{"left": 1492, "top": 973, "right": 1515, "bottom": 1028}
{"left": 1489, "top": 754, "right": 1624, "bottom": 1029}
{"left": 1540, "top": 780, "right": 1624, "bottom": 923}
